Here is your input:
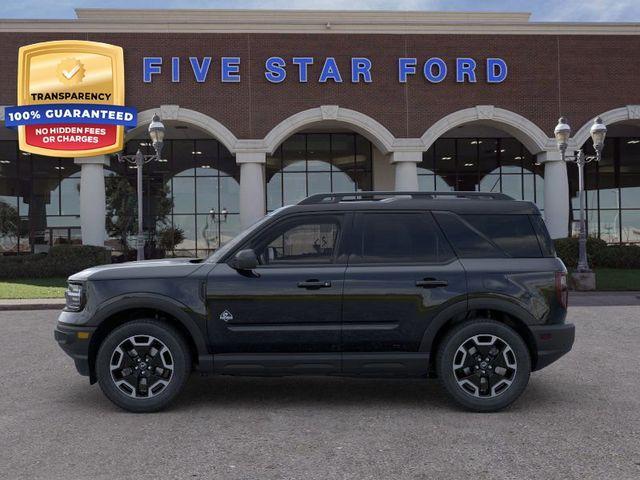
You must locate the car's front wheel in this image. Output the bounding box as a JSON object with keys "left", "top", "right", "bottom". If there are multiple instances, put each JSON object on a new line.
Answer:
{"left": 437, "top": 319, "right": 531, "bottom": 412}
{"left": 96, "top": 319, "right": 191, "bottom": 413}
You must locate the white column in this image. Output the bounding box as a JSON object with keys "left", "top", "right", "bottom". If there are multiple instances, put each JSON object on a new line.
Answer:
{"left": 391, "top": 151, "right": 422, "bottom": 191}
{"left": 74, "top": 155, "right": 109, "bottom": 246}
{"left": 538, "top": 151, "right": 569, "bottom": 239}
{"left": 237, "top": 151, "right": 266, "bottom": 229}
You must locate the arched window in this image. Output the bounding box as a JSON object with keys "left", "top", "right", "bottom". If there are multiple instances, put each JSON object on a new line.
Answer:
{"left": 266, "top": 133, "right": 373, "bottom": 211}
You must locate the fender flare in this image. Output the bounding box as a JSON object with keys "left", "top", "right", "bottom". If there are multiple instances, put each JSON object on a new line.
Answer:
{"left": 90, "top": 293, "right": 209, "bottom": 360}
{"left": 418, "top": 295, "right": 537, "bottom": 353}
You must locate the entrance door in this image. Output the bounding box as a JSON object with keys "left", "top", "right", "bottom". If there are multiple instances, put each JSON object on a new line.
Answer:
{"left": 341, "top": 211, "right": 467, "bottom": 374}
{"left": 206, "top": 213, "right": 349, "bottom": 362}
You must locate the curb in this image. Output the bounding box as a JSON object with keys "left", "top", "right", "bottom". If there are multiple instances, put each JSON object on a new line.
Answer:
{"left": 0, "top": 300, "right": 65, "bottom": 311}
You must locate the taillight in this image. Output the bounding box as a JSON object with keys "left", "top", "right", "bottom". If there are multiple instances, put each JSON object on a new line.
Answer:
{"left": 555, "top": 272, "right": 568, "bottom": 309}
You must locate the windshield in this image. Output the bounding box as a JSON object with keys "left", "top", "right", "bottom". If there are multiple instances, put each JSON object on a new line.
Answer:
{"left": 206, "top": 206, "right": 291, "bottom": 263}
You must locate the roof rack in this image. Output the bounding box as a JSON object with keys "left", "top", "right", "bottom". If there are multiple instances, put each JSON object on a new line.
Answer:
{"left": 298, "top": 191, "right": 512, "bottom": 205}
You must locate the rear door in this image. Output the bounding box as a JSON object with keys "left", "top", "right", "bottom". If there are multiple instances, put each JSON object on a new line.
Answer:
{"left": 341, "top": 211, "right": 466, "bottom": 373}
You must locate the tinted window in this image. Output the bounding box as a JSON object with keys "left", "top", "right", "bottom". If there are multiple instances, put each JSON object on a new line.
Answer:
{"left": 530, "top": 214, "right": 556, "bottom": 257}
{"left": 257, "top": 218, "right": 340, "bottom": 265}
{"left": 355, "top": 213, "right": 455, "bottom": 264}
{"left": 433, "top": 212, "right": 504, "bottom": 258}
{"left": 462, "top": 214, "right": 542, "bottom": 258}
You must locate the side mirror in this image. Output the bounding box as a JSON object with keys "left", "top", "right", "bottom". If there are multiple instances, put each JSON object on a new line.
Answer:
{"left": 229, "top": 249, "right": 258, "bottom": 271}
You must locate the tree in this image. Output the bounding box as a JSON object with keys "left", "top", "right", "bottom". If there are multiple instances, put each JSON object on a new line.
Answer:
{"left": 104, "top": 176, "right": 173, "bottom": 253}
{"left": 0, "top": 201, "right": 20, "bottom": 251}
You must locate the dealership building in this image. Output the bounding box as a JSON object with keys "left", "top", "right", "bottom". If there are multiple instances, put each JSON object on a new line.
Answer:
{"left": 0, "top": 8, "right": 639, "bottom": 255}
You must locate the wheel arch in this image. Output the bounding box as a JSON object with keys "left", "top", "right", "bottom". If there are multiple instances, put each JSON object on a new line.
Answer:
{"left": 420, "top": 297, "right": 539, "bottom": 373}
{"left": 87, "top": 294, "right": 209, "bottom": 383}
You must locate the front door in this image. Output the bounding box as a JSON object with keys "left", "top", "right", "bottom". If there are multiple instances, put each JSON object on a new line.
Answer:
{"left": 341, "top": 211, "right": 467, "bottom": 374}
{"left": 206, "top": 213, "right": 349, "bottom": 359}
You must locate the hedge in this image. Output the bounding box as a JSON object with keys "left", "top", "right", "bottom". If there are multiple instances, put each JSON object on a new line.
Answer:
{"left": 554, "top": 237, "right": 640, "bottom": 269}
{"left": 0, "top": 245, "right": 110, "bottom": 279}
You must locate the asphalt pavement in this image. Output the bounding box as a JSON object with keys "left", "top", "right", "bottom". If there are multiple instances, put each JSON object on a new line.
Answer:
{"left": 0, "top": 307, "right": 638, "bottom": 480}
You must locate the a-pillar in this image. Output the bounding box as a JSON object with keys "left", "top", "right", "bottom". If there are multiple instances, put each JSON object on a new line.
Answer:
{"left": 237, "top": 151, "right": 266, "bottom": 229}
{"left": 538, "top": 151, "right": 569, "bottom": 239}
{"left": 391, "top": 151, "right": 422, "bottom": 191}
{"left": 74, "top": 155, "right": 109, "bottom": 246}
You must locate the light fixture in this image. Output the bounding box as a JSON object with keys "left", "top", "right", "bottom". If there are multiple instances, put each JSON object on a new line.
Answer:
{"left": 589, "top": 116, "right": 607, "bottom": 154}
{"left": 554, "top": 117, "right": 571, "bottom": 153}
{"left": 627, "top": 139, "right": 640, "bottom": 144}
{"left": 514, "top": 156, "right": 523, "bottom": 160}
{"left": 54, "top": 166, "right": 65, "bottom": 170}
{"left": 0, "top": 160, "right": 10, "bottom": 164}
{"left": 464, "top": 163, "right": 474, "bottom": 167}
{"left": 221, "top": 207, "right": 228, "bottom": 222}
{"left": 192, "top": 151, "right": 203, "bottom": 155}
{"left": 470, "top": 140, "right": 483, "bottom": 145}
{"left": 200, "top": 165, "right": 211, "bottom": 169}
{"left": 147, "top": 113, "right": 165, "bottom": 157}
{"left": 500, "top": 149, "right": 506, "bottom": 153}
{"left": 441, "top": 156, "right": 453, "bottom": 160}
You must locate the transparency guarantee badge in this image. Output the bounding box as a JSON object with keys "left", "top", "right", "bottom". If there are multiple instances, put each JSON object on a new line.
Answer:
{"left": 5, "top": 40, "right": 136, "bottom": 157}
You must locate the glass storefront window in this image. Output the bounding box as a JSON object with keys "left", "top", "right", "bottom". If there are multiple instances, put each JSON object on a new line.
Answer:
{"left": 266, "top": 133, "right": 373, "bottom": 211}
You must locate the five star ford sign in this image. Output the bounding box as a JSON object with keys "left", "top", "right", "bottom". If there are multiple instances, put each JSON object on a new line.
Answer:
{"left": 4, "top": 40, "right": 137, "bottom": 158}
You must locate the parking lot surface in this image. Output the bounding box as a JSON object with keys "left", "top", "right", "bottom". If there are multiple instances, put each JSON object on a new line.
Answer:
{"left": 0, "top": 307, "right": 638, "bottom": 480}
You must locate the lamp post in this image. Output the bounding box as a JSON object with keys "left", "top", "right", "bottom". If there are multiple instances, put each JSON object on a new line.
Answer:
{"left": 554, "top": 116, "right": 607, "bottom": 273}
{"left": 117, "top": 114, "right": 166, "bottom": 261}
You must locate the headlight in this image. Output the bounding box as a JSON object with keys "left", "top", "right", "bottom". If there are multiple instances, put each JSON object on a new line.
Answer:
{"left": 65, "top": 282, "right": 85, "bottom": 311}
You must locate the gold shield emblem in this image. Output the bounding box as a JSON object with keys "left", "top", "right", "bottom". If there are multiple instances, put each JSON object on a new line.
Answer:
{"left": 16, "top": 40, "right": 125, "bottom": 157}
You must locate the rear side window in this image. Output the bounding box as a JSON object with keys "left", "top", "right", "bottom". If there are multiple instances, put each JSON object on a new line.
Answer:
{"left": 461, "top": 214, "right": 543, "bottom": 258}
{"left": 354, "top": 212, "right": 455, "bottom": 264}
{"left": 433, "top": 212, "right": 504, "bottom": 258}
{"left": 530, "top": 214, "right": 556, "bottom": 257}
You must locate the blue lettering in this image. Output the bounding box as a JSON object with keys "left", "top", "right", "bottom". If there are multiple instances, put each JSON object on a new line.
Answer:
{"left": 424, "top": 58, "right": 447, "bottom": 83}
{"left": 292, "top": 57, "right": 314, "bottom": 82}
{"left": 143, "top": 57, "right": 162, "bottom": 83}
{"left": 265, "top": 56, "right": 287, "bottom": 83}
{"left": 319, "top": 57, "right": 342, "bottom": 83}
{"left": 171, "top": 57, "right": 180, "bottom": 83}
{"left": 487, "top": 58, "right": 508, "bottom": 83}
{"left": 221, "top": 57, "right": 241, "bottom": 83}
{"left": 456, "top": 58, "right": 477, "bottom": 83}
{"left": 351, "top": 57, "right": 372, "bottom": 83}
{"left": 398, "top": 58, "right": 417, "bottom": 83}
{"left": 189, "top": 57, "right": 211, "bottom": 83}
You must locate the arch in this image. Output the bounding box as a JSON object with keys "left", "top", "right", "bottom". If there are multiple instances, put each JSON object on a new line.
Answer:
{"left": 420, "top": 105, "right": 552, "bottom": 154}
{"left": 128, "top": 106, "right": 239, "bottom": 154}
{"left": 572, "top": 105, "right": 640, "bottom": 148}
{"left": 263, "top": 105, "right": 396, "bottom": 155}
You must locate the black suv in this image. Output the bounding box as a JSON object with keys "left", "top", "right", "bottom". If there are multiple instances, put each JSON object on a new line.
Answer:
{"left": 55, "top": 191, "right": 574, "bottom": 413}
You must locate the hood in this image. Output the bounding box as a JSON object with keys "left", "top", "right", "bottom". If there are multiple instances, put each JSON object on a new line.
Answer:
{"left": 68, "top": 258, "right": 207, "bottom": 282}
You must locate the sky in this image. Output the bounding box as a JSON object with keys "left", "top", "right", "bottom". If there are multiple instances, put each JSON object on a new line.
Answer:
{"left": 0, "top": 0, "right": 639, "bottom": 22}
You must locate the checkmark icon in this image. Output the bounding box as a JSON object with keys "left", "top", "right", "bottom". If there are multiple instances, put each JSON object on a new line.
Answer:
{"left": 62, "top": 64, "right": 80, "bottom": 79}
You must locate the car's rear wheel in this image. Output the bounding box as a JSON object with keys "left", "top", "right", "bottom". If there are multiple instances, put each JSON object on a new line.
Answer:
{"left": 96, "top": 319, "right": 191, "bottom": 413}
{"left": 437, "top": 319, "right": 531, "bottom": 412}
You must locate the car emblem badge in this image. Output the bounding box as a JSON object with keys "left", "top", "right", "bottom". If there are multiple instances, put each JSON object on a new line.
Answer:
{"left": 219, "top": 310, "right": 234, "bottom": 322}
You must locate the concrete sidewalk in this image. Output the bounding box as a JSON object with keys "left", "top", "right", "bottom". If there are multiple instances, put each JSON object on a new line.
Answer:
{"left": 0, "top": 291, "right": 639, "bottom": 311}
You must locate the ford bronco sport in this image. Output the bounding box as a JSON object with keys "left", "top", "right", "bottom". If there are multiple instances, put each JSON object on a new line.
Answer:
{"left": 55, "top": 191, "right": 574, "bottom": 413}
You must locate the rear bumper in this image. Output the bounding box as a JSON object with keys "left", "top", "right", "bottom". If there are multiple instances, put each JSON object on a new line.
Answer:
{"left": 54, "top": 322, "right": 96, "bottom": 377}
{"left": 530, "top": 323, "right": 575, "bottom": 371}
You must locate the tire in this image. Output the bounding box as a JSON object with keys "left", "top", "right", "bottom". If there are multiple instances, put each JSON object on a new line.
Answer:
{"left": 96, "top": 319, "right": 191, "bottom": 413}
{"left": 436, "top": 319, "right": 531, "bottom": 412}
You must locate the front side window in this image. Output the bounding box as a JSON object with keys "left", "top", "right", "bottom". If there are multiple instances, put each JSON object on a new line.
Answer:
{"left": 256, "top": 217, "right": 341, "bottom": 265}
{"left": 354, "top": 212, "right": 455, "bottom": 264}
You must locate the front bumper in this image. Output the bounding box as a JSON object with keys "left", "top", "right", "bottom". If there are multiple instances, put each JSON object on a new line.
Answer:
{"left": 530, "top": 323, "right": 575, "bottom": 371}
{"left": 54, "top": 322, "right": 96, "bottom": 377}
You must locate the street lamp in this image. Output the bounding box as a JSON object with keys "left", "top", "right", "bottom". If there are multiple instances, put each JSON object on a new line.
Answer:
{"left": 554, "top": 116, "right": 607, "bottom": 273}
{"left": 117, "top": 113, "right": 166, "bottom": 261}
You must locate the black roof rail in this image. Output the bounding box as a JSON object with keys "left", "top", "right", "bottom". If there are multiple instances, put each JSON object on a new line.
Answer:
{"left": 298, "top": 191, "right": 512, "bottom": 205}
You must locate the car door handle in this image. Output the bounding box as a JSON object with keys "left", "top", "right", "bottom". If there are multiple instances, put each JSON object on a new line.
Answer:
{"left": 415, "top": 279, "right": 448, "bottom": 288}
{"left": 297, "top": 280, "right": 332, "bottom": 289}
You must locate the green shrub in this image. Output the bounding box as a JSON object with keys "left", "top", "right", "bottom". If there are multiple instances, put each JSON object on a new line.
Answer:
{"left": 554, "top": 237, "right": 640, "bottom": 269}
{"left": 0, "top": 245, "right": 110, "bottom": 279}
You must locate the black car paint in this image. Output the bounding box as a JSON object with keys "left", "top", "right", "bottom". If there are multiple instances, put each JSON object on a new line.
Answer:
{"left": 55, "top": 197, "right": 573, "bottom": 382}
